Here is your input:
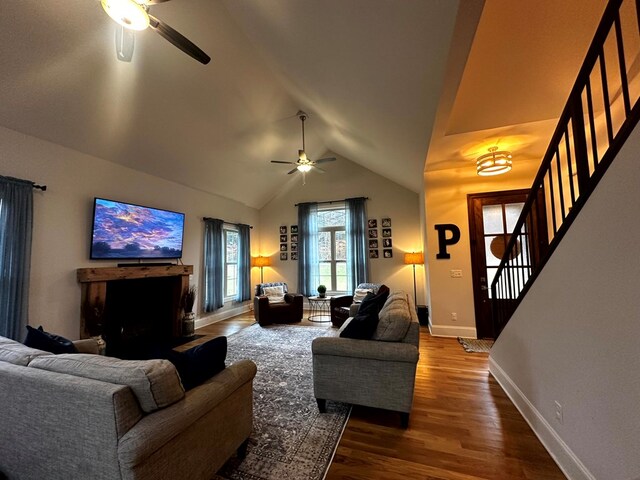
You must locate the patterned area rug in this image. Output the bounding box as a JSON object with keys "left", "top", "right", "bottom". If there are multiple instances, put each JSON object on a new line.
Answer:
{"left": 457, "top": 337, "right": 494, "bottom": 353}
{"left": 214, "top": 324, "right": 350, "bottom": 480}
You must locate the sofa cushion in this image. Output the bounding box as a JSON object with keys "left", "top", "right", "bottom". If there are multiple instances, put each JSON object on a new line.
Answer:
{"left": 166, "top": 336, "right": 227, "bottom": 391}
{"left": 29, "top": 354, "right": 184, "bottom": 413}
{"left": 24, "top": 325, "right": 78, "bottom": 354}
{"left": 0, "top": 335, "right": 50, "bottom": 366}
{"left": 373, "top": 291, "right": 412, "bottom": 341}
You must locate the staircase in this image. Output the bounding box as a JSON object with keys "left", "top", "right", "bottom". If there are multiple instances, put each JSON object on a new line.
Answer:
{"left": 491, "top": 0, "right": 640, "bottom": 337}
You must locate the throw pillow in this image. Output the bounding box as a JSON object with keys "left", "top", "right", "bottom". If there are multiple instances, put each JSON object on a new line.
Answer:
{"left": 340, "top": 297, "right": 379, "bottom": 339}
{"left": 263, "top": 285, "right": 286, "bottom": 304}
{"left": 352, "top": 288, "right": 373, "bottom": 303}
{"left": 24, "top": 326, "right": 78, "bottom": 354}
{"left": 166, "top": 336, "right": 227, "bottom": 391}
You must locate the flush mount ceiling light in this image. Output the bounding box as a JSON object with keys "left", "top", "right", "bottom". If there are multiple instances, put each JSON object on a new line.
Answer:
{"left": 476, "top": 146, "right": 513, "bottom": 176}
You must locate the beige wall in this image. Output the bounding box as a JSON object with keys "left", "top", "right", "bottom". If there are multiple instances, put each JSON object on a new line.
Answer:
{"left": 0, "top": 126, "right": 260, "bottom": 339}
{"left": 258, "top": 153, "right": 423, "bottom": 302}
{"left": 424, "top": 160, "right": 539, "bottom": 337}
{"left": 489, "top": 123, "right": 640, "bottom": 480}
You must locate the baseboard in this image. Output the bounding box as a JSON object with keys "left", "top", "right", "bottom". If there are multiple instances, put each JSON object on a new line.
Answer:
{"left": 488, "top": 357, "right": 595, "bottom": 480}
{"left": 195, "top": 303, "right": 252, "bottom": 329}
{"left": 428, "top": 324, "right": 477, "bottom": 338}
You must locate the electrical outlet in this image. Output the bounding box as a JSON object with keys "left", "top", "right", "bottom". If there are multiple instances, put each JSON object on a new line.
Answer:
{"left": 450, "top": 269, "right": 462, "bottom": 278}
{"left": 555, "top": 401, "right": 563, "bottom": 424}
{"left": 451, "top": 312, "right": 457, "bottom": 321}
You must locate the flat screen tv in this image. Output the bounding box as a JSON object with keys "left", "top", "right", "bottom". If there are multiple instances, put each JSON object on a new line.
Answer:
{"left": 90, "top": 198, "right": 185, "bottom": 260}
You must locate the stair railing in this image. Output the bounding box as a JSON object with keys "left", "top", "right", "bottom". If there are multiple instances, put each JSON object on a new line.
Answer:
{"left": 491, "top": 0, "right": 640, "bottom": 337}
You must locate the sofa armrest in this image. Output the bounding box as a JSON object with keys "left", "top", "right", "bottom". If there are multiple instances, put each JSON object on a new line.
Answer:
{"left": 285, "top": 293, "right": 303, "bottom": 306}
{"left": 312, "top": 337, "right": 418, "bottom": 364}
{"left": 118, "top": 359, "right": 257, "bottom": 467}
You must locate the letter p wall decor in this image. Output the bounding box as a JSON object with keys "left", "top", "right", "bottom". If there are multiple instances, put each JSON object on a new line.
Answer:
{"left": 434, "top": 224, "right": 460, "bottom": 259}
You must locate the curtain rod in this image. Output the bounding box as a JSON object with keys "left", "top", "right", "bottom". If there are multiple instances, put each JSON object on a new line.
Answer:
{"left": 33, "top": 183, "right": 47, "bottom": 191}
{"left": 294, "top": 196, "right": 368, "bottom": 207}
{"left": 203, "top": 217, "right": 253, "bottom": 229}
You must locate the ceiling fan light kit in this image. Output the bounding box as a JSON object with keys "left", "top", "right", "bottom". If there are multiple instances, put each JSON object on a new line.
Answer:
{"left": 101, "top": 0, "right": 150, "bottom": 31}
{"left": 476, "top": 146, "right": 512, "bottom": 176}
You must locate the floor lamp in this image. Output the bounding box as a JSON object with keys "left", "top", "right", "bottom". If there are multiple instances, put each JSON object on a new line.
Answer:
{"left": 404, "top": 252, "right": 424, "bottom": 307}
{"left": 253, "top": 256, "right": 271, "bottom": 283}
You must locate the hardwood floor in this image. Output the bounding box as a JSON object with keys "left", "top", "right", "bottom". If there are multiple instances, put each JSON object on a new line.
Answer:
{"left": 195, "top": 312, "right": 566, "bottom": 480}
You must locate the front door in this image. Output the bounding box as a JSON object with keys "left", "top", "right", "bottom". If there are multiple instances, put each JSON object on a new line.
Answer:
{"left": 468, "top": 189, "right": 542, "bottom": 339}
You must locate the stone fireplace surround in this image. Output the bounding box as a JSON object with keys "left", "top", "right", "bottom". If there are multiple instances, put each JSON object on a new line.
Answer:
{"left": 77, "top": 265, "right": 193, "bottom": 357}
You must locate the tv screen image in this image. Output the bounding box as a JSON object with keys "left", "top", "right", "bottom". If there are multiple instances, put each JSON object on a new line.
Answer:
{"left": 90, "top": 198, "right": 185, "bottom": 259}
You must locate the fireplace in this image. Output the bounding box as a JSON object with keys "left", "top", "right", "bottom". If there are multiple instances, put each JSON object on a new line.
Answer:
{"left": 77, "top": 265, "right": 193, "bottom": 358}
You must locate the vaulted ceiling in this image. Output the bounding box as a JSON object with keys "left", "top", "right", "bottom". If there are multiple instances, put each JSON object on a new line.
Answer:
{"left": 0, "top": 0, "right": 607, "bottom": 209}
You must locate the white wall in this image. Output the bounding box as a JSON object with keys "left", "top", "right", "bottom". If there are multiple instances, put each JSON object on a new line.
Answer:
{"left": 423, "top": 161, "right": 539, "bottom": 337}
{"left": 489, "top": 125, "right": 640, "bottom": 480}
{"left": 0, "top": 126, "right": 260, "bottom": 339}
{"left": 258, "top": 153, "right": 423, "bottom": 301}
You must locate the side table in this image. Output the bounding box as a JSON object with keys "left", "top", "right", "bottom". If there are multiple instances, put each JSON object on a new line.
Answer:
{"left": 308, "top": 296, "right": 332, "bottom": 322}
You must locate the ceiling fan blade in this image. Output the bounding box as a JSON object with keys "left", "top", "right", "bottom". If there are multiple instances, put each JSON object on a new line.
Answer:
{"left": 140, "top": 0, "right": 172, "bottom": 4}
{"left": 287, "top": 167, "right": 299, "bottom": 175}
{"left": 271, "top": 161, "right": 295, "bottom": 164}
{"left": 312, "top": 165, "right": 326, "bottom": 173}
{"left": 115, "top": 25, "right": 135, "bottom": 62}
{"left": 314, "top": 157, "right": 336, "bottom": 164}
{"left": 148, "top": 15, "right": 211, "bottom": 65}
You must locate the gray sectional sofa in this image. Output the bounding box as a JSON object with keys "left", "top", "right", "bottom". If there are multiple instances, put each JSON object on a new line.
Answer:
{"left": 312, "top": 291, "right": 420, "bottom": 427}
{"left": 0, "top": 335, "right": 256, "bottom": 480}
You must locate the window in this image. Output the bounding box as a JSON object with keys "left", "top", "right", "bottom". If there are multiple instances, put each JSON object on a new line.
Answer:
{"left": 224, "top": 227, "right": 239, "bottom": 299}
{"left": 317, "top": 206, "right": 347, "bottom": 292}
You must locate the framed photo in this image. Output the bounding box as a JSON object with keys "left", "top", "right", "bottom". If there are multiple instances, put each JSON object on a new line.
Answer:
{"left": 280, "top": 226, "right": 287, "bottom": 234}
{"left": 369, "top": 239, "right": 378, "bottom": 249}
{"left": 291, "top": 225, "right": 298, "bottom": 234}
{"left": 280, "top": 252, "right": 288, "bottom": 261}
{"left": 280, "top": 235, "right": 288, "bottom": 243}
{"left": 381, "top": 218, "right": 391, "bottom": 227}
{"left": 280, "top": 243, "right": 287, "bottom": 252}
{"left": 383, "top": 249, "right": 393, "bottom": 258}
{"left": 291, "top": 243, "right": 298, "bottom": 252}
{"left": 368, "top": 219, "right": 377, "bottom": 228}
{"left": 382, "top": 228, "right": 392, "bottom": 238}
{"left": 383, "top": 238, "right": 392, "bottom": 248}
{"left": 369, "top": 249, "right": 379, "bottom": 259}
{"left": 368, "top": 229, "right": 378, "bottom": 238}
{"left": 290, "top": 234, "right": 298, "bottom": 243}
{"left": 290, "top": 252, "right": 298, "bottom": 260}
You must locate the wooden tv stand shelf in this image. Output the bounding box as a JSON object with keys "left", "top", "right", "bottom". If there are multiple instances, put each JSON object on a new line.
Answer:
{"left": 77, "top": 265, "right": 193, "bottom": 340}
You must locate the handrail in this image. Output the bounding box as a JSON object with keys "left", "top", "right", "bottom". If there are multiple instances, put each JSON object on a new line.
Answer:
{"left": 491, "top": 0, "right": 640, "bottom": 337}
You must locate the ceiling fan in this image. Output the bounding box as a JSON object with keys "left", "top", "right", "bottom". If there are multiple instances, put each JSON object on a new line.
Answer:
{"left": 100, "top": 0, "right": 211, "bottom": 64}
{"left": 271, "top": 111, "right": 336, "bottom": 180}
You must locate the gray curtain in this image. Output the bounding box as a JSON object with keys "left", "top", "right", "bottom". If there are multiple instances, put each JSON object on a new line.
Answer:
{"left": 346, "top": 197, "right": 369, "bottom": 292}
{"left": 237, "top": 224, "right": 251, "bottom": 302}
{"left": 0, "top": 176, "right": 34, "bottom": 340}
{"left": 203, "top": 218, "right": 224, "bottom": 312}
{"left": 297, "top": 202, "right": 319, "bottom": 296}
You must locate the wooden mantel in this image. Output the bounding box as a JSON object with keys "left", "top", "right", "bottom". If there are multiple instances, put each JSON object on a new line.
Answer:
{"left": 77, "top": 265, "right": 193, "bottom": 340}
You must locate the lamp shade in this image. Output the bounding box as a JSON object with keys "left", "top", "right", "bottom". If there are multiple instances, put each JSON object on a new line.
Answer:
{"left": 404, "top": 252, "right": 424, "bottom": 265}
{"left": 253, "top": 256, "right": 271, "bottom": 268}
